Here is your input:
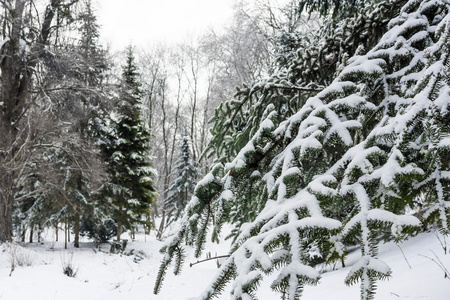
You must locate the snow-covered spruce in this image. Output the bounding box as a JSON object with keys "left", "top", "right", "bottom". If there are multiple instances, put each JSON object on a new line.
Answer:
{"left": 154, "top": 0, "right": 450, "bottom": 299}
{"left": 99, "top": 48, "right": 157, "bottom": 241}
{"left": 163, "top": 135, "right": 200, "bottom": 227}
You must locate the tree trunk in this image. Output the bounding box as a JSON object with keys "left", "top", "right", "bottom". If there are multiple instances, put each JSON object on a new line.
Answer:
{"left": 157, "top": 210, "right": 166, "bottom": 239}
{"left": 0, "top": 198, "right": 13, "bottom": 242}
{"left": 55, "top": 222, "right": 59, "bottom": 242}
{"left": 150, "top": 212, "right": 156, "bottom": 234}
{"left": 189, "top": 69, "right": 198, "bottom": 162}
{"left": 74, "top": 212, "right": 80, "bottom": 248}
{"left": 160, "top": 81, "right": 172, "bottom": 203}
{"left": 0, "top": 1, "right": 25, "bottom": 242}
{"left": 37, "top": 223, "right": 43, "bottom": 243}
{"left": 29, "top": 226, "right": 34, "bottom": 243}
{"left": 116, "top": 199, "right": 123, "bottom": 241}
{"left": 116, "top": 218, "right": 122, "bottom": 242}
{"left": 64, "top": 218, "right": 68, "bottom": 249}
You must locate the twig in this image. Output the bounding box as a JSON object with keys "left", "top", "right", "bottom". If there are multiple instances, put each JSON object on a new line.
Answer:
{"left": 190, "top": 255, "right": 230, "bottom": 267}
{"left": 433, "top": 231, "right": 448, "bottom": 255}
{"left": 269, "top": 84, "right": 323, "bottom": 93}
{"left": 419, "top": 250, "right": 449, "bottom": 280}
{"left": 396, "top": 244, "right": 412, "bottom": 269}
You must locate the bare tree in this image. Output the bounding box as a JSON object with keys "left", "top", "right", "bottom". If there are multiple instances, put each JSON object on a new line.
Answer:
{"left": 140, "top": 44, "right": 183, "bottom": 235}
{"left": 0, "top": 0, "right": 110, "bottom": 245}
{"left": 0, "top": 0, "right": 85, "bottom": 243}
{"left": 177, "top": 40, "right": 202, "bottom": 162}
{"left": 200, "top": 3, "right": 271, "bottom": 93}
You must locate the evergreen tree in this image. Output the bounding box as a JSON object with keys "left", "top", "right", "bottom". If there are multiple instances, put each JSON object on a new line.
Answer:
{"left": 100, "top": 47, "right": 157, "bottom": 241}
{"left": 154, "top": 0, "right": 450, "bottom": 299}
{"left": 77, "top": 0, "right": 108, "bottom": 87}
{"left": 203, "top": 0, "right": 404, "bottom": 165}
{"left": 73, "top": 0, "right": 113, "bottom": 244}
{"left": 163, "top": 135, "right": 199, "bottom": 226}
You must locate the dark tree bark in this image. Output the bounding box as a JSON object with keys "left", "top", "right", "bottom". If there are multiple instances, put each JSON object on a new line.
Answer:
{"left": 74, "top": 212, "right": 80, "bottom": 248}
{"left": 0, "top": 0, "right": 78, "bottom": 242}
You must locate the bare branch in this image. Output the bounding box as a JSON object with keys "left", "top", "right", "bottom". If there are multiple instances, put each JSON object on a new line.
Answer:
{"left": 190, "top": 254, "right": 230, "bottom": 267}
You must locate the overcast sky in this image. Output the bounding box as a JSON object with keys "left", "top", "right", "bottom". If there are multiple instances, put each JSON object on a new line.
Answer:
{"left": 95, "top": 0, "right": 234, "bottom": 50}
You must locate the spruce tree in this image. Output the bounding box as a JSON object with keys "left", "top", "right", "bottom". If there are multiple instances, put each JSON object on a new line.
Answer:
{"left": 203, "top": 0, "right": 404, "bottom": 165}
{"left": 155, "top": 0, "right": 450, "bottom": 299}
{"left": 100, "top": 47, "right": 157, "bottom": 241}
{"left": 78, "top": 0, "right": 107, "bottom": 87}
{"left": 163, "top": 135, "right": 199, "bottom": 226}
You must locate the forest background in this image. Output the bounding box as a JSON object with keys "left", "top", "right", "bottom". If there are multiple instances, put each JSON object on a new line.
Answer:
{"left": 0, "top": 0, "right": 449, "bottom": 300}
{"left": 0, "top": 0, "right": 276, "bottom": 245}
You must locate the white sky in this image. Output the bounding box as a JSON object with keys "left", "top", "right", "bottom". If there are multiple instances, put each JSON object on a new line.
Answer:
{"left": 95, "top": 0, "right": 234, "bottom": 50}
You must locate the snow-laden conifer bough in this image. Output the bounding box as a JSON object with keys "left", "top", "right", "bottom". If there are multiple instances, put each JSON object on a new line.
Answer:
{"left": 154, "top": 0, "right": 450, "bottom": 299}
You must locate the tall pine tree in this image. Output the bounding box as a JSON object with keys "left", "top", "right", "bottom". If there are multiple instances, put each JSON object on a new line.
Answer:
{"left": 100, "top": 47, "right": 157, "bottom": 241}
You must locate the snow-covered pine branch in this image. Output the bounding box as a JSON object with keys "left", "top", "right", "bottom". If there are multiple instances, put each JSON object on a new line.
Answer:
{"left": 155, "top": 0, "right": 450, "bottom": 299}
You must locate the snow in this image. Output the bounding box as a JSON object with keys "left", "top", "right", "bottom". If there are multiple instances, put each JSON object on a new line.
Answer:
{"left": 225, "top": 141, "right": 255, "bottom": 170}
{"left": 307, "top": 175, "right": 337, "bottom": 196}
{"left": 272, "top": 261, "right": 320, "bottom": 285}
{"left": 340, "top": 56, "right": 386, "bottom": 78}
{"left": 329, "top": 94, "right": 376, "bottom": 110}
{"left": 345, "top": 256, "right": 391, "bottom": 281}
{"left": 259, "top": 118, "right": 274, "bottom": 132}
{"left": 440, "top": 137, "right": 450, "bottom": 147}
{"left": 0, "top": 38, "right": 9, "bottom": 50}
{"left": 195, "top": 173, "right": 215, "bottom": 189}
{"left": 366, "top": 209, "right": 421, "bottom": 227}
{"left": 1, "top": 227, "right": 449, "bottom": 300}
{"left": 219, "top": 190, "right": 233, "bottom": 201}
{"left": 138, "top": 176, "right": 152, "bottom": 183}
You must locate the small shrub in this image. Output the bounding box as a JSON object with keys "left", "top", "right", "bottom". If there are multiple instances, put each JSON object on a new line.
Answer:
{"left": 7, "top": 243, "right": 37, "bottom": 276}
{"left": 109, "top": 239, "right": 127, "bottom": 254}
{"left": 60, "top": 252, "right": 78, "bottom": 277}
{"left": 80, "top": 217, "right": 118, "bottom": 244}
{"left": 9, "top": 243, "right": 37, "bottom": 267}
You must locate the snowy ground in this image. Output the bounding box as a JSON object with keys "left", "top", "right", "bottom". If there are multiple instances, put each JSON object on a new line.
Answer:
{"left": 0, "top": 226, "right": 449, "bottom": 300}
